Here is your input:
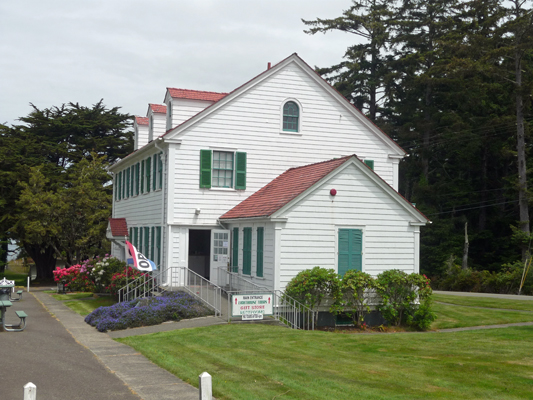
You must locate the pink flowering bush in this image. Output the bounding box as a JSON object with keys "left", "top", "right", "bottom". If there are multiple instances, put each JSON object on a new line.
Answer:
{"left": 53, "top": 256, "right": 128, "bottom": 293}
{"left": 107, "top": 267, "right": 147, "bottom": 295}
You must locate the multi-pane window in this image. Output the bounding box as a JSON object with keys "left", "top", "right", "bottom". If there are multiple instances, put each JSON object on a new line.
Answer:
{"left": 213, "top": 231, "right": 229, "bottom": 262}
{"left": 135, "top": 163, "right": 140, "bottom": 195}
{"left": 212, "top": 151, "right": 234, "bottom": 188}
{"left": 144, "top": 227, "right": 150, "bottom": 256}
{"left": 283, "top": 101, "right": 299, "bottom": 132}
{"left": 200, "top": 150, "right": 246, "bottom": 190}
{"left": 141, "top": 160, "right": 145, "bottom": 194}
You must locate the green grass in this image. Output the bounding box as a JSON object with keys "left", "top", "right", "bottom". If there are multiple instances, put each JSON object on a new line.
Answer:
{"left": 117, "top": 324, "right": 533, "bottom": 400}
{"left": 431, "top": 302, "right": 533, "bottom": 329}
{"left": 63, "top": 298, "right": 117, "bottom": 316}
{"left": 0, "top": 271, "right": 27, "bottom": 286}
{"left": 50, "top": 292, "right": 117, "bottom": 316}
{"left": 434, "top": 293, "right": 533, "bottom": 311}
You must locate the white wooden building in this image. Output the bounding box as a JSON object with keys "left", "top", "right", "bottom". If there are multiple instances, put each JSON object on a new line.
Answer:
{"left": 109, "top": 53, "right": 429, "bottom": 292}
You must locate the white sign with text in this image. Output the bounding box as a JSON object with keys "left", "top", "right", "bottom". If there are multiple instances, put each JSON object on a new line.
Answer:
{"left": 231, "top": 294, "right": 273, "bottom": 320}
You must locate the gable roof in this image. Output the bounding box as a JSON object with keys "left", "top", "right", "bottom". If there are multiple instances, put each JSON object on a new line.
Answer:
{"left": 135, "top": 116, "right": 148, "bottom": 125}
{"left": 167, "top": 88, "right": 227, "bottom": 102}
{"left": 220, "top": 156, "right": 352, "bottom": 220}
{"left": 149, "top": 104, "right": 167, "bottom": 114}
{"left": 163, "top": 53, "right": 406, "bottom": 156}
{"left": 108, "top": 218, "right": 128, "bottom": 237}
{"left": 220, "top": 155, "right": 429, "bottom": 223}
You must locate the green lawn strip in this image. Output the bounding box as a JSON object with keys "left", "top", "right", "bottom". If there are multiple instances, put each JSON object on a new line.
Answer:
{"left": 0, "top": 271, "right": 27, "bottom": 286}
{"left": 51, "top": 292, "right": 94, "bottom": 301}
{"left": 117, "top": 324, "right": 533, "bottom": 400}
{"left": 431, "top": 302, "right": 533, "bottom": 330}
{"left": 62, "top": 297, "right": 117, "bottom": 316}
{"left": 433, "top": 294, "right": 533, "bottom": 311}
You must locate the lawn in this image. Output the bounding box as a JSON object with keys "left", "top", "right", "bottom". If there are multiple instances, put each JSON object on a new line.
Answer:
{"left": 117, "top": 324, "right": 533, "bottom": 400}
{"left": 0, "top": 270, "right": 27, "bottom": 286}
{"left": 114, "top": 293, "right": 533, "bottom": 399}
{"left": 51, "top": 292, "right": 118, "bottom": 316}
{"left": 433, "top": 293, "right": 533, "bottom": 311}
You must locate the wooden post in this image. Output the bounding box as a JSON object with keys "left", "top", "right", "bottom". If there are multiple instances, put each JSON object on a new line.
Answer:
{"left": 199, "top": 372, "right": 212, "bottom": 400}
{"left": 24, "top": 382, "right": 36, "bottom": 400}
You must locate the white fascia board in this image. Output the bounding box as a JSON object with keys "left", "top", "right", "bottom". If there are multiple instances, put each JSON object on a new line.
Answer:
{"left": 218, "top": 217, "right": 284, "bottom": 224}
{"left": 270, "top": 157, "right": 428, "bottom": 224}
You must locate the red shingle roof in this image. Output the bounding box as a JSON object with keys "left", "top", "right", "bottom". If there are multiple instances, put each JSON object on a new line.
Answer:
{"left": 149, "top": 104, "right": 167, "bottom": 114}
{"left": 135, "top": 116, "right": 149, "bottom": 125}
{"left": 220, "top": 156, "right": 353, "bottom": 220}
{"left": 168, "top": 88, "right": 227, "bottom": 102}
{"left": 108, "top": 218, "right": 128, "bottom": 237}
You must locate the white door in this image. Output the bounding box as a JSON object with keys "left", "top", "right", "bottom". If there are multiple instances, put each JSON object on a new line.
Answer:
{"left": 210, "top": 229, "right": 230, "bottom": 285}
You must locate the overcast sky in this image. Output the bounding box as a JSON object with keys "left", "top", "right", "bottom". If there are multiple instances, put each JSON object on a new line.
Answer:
{"left": 1, "top": 0, "right": 356, "bottom": 127}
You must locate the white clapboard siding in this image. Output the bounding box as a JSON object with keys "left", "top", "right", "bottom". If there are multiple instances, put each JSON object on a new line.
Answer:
{"left": 275, "top": 163, "right": 418, "bottom": 291}
{"left": 134, "top": 123, "right": 149, "bottom": 150}
{"left": 151, "top": 113, "right": 166, "bottom": 141}
{"left": 171, "top": 98, "right": 215, "bottom": 128}
{"left": 169, "top": 63, "right": 395, "bottom": 226}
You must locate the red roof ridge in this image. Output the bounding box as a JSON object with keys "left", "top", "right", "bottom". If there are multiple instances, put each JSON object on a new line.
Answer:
{"left": 135, "top": 116, "right": 149, "bottom": 125}
{"left": 108, "top": 218, "right": 128, "bottom": 237}
{"left": 220, "top": 155, "right": 354, "bottom": 220}
{"left": 167, "top": 88, "right": 228, "bottom": 102}
{"left": 149, "top": 104, "right": 167, "bottom": 114}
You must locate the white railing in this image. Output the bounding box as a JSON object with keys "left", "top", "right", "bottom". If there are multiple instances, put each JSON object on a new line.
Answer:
{"left": 118, "top": 266, "right": 222, "bottom": 317}
{"left": 218, "top": 268, "right": 316, "bottom": 330}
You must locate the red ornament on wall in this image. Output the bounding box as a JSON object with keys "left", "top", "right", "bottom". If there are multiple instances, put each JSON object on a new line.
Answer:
{"left": 330, "top": 189, "right": 337, "bottom": 196}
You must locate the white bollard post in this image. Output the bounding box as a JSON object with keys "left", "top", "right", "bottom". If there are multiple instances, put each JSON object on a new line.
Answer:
{"left": 199, "top": 372, "right": 212, "bottom": 400}
{"left": 27, "top": 277, "right": 30, "bottom": 293}
{"left": 24, "top": 382, "right": 36, "bottom": 400}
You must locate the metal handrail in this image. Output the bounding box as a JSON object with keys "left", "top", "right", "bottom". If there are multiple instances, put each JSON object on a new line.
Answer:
{"left": 117, "top": 266, "right": 222, "bottom": 317}
{"left": 219, "top": 268, "right": 316, "bottom": 330}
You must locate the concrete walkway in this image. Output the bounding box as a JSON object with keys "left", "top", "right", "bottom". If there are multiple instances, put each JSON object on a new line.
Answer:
{"left": 3, "top": 288, "right": 225, "bottom": 400}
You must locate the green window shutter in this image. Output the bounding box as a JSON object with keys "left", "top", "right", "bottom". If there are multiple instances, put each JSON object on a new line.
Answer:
{"left": 140, "top": 161, "right": 145, "bottom": 194}
{"left": 144, "top": 227, "right": 150, "bottom": 255}
{"left": 158, "top": 153, "right": 163, "bottom": 189}
{"left": 131, "top": 166, "right": 135, "bottom": 195}
{"left": 135, "top": 163, "right": 140, "bottom": 195}
{"left": 150, "top": 227, "right": 155, "bottom": 260}
{"left": 256, "top": 227, "right": 264, "bottom": 278}
{"left": 116, "top": 172, "right": 121, "bottom": 200}
{"left": 129, "top": 228, "right": 132, "bottom": 240}
{"left": 338, "top": 229, "right": 362, "bottom": 277}
{"left": 364, "top": 160, "right": 374, "bottom": 170}
{"left": 146, "top": 157, "right": 151, "bottom": 193}
{"left": 152, "top": 155, "right": 157, "bottom": 191}
{"left": 232, "top": 227, "right": 239, "bottom": 273}
{"left": 121, "top": 171, "right": 125, "bottom": 199}
{"left": 235, "top": 152, "right": 246, "bottom": 190}
{"left": 243, "top": 227, "right": 252, "bottom": 275}
{"left": 156, "top": 226, "right": 161, "bottom": 266}
{"left": 126, "top": 168, "right": 130, "bottom": 198}
{"left": 200, "top": 149, "right": 212, "bottom": 188}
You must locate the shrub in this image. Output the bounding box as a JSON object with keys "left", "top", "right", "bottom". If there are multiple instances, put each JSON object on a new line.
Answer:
{"left": 107, "top": 267, "right": 148, "bottom": 295}
{"left": 333, "top": 270, "right": 375, "bottom": 327}
{"left": 376, "top": 270, "right": 435, "bottom": 330}
{"left": 84, "top": 292, "right": 214, "bottom": 332}
{"left": 284, "top": 266, "right": 340, "bottom": 309}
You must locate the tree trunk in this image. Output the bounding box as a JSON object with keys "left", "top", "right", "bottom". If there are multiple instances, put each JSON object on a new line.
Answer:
{"left": 516, "top": 47, "right": 530, "bottom": 261}
{"left": 24, "top": 244, "right": 56, "bottom": 280}
{"left": 462, "top": 222, "right": 469, "bottom": 270}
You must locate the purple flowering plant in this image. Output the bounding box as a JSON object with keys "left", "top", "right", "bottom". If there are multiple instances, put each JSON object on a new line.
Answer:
{"left": 84, "top": 292, "right": 214, "bottom": 332}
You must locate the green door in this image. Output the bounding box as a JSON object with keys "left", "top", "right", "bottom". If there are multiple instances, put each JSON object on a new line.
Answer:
{"left": 338, "top": 229, "right": 362, "bottom": 277}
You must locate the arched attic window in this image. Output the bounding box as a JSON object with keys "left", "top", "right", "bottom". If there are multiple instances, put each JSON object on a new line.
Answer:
{"left": 282, "top": 101, "right": 299, "bottom": 132}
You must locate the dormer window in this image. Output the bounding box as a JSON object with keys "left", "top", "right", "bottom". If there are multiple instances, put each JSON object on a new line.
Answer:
{"left": 283, "top": 101, "right": 299, "bottom": 132}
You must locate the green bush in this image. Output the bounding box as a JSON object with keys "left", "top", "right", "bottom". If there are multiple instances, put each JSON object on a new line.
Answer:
{"left": 333, "top": 270, "right": 375, "bottom": 327}
{"left": 432, "top": 261, "right": 533, "bottom": 295}
{"left": 284, "top": 266, "right": 340, "bottom": 309}
{"left": 375, "top": 270, "right": 435, "bottom": 330}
